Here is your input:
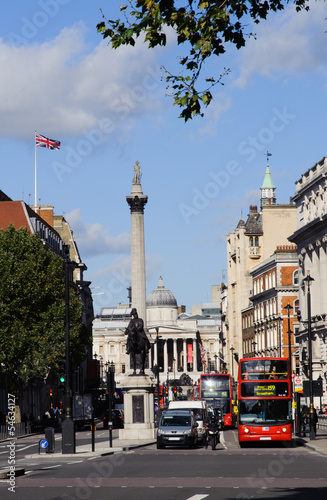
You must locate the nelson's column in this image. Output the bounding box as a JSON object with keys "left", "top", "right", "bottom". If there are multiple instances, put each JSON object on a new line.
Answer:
{"left": 119, "top": 162, "right": 155, "bottom": 440}
{"left": 126, "top": 161, "right": 148, "bottom": 326}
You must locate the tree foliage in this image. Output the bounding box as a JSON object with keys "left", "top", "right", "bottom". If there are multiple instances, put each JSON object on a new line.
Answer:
{"left": 0, "top": 225, "right": 91, "bottom": 392}
{"left": 97, "top": 0, "right": 309, "bottom": 121}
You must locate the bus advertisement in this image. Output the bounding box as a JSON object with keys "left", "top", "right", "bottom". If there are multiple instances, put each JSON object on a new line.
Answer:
{"left": 199, "top": 373, "right": 236, "bottom": 427}
{"left": 238, "top": 357, "right": 292, "bottom": 444}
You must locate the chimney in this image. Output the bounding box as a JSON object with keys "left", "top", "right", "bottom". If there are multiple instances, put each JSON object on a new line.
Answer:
{"left": 36, "top": 205, "right": 54, "bottom": 228}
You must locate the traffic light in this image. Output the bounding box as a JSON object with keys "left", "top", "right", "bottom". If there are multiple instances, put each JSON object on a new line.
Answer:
{"left": 58, "top": 359, "right": 66, "bottom": 392}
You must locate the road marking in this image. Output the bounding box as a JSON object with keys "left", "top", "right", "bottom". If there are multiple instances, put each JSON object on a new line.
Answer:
{"left": 42, "top": 464, "right": 61, "bottom": 469}
{"left": 186, "top": 495, "right": 209, "bottom": 500}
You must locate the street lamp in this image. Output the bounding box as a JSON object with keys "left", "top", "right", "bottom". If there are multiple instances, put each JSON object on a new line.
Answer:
{"left": 107, "top": 361, "right": 115, "bottom": 448}
{"left": 230, "top": 347, "right": 235, "bottom": 381}
{"left": 284, "top": 303, "right": 293, "bottom": 375}
{"left": 62, "top": 245, "right": 76, "bottom": 454}
{"left": 303, "top": 271, "right": 315, "bottom": 440}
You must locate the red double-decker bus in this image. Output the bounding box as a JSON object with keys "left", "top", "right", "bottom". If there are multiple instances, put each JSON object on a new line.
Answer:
{"left": 238, "top": 357, "right": 292, "bottom": 445}
{"left": 199, "top": 373, "right": 236, "bottom": 427}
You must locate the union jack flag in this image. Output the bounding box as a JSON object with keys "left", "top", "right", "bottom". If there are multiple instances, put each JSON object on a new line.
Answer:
{"left": 35, "top": 132, "right": 61, "bottom": 150}
{"left": 200, "top": 345, "right": 207, "bottom": 366}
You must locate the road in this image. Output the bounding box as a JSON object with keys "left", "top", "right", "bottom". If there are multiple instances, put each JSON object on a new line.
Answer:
{"left": 0, "top": 428, "right": 326, "bottom": 499}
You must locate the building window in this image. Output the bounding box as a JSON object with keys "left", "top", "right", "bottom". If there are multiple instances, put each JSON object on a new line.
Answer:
{"left": 249, "top": 236, "right": 253, "bottom": 246}
{"left": 255, "top": 236, "right": 259, "bottom": 247}
{"left": 293, "top": 270, "right": 299, "bottom": 285}
{"left": 110, "top": 344, "right": 114, "bottom": 354}
{"left": 122, "top": 364, "right": 125, "bottom": 373}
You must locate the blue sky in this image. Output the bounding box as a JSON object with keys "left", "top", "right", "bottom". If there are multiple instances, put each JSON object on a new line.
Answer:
{"left": 1, "top": 1, "right": 327, "bottom": 314}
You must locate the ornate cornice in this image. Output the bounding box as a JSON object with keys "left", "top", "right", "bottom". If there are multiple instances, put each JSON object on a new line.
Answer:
{"left": 126, "top": 195, "right": 148, "bottom": 213}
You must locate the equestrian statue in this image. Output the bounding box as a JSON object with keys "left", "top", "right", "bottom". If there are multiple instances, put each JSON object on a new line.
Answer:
{"left": 125, "top": 308, "right": 151, "bottom": 375}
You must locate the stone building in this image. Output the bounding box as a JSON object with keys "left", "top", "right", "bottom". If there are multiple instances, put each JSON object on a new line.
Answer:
{"left": 92, "top": 277, "right": 221, "bottom": 386}
{"left": 225, "top": 163, "right": 297, "bottom": 373}
{"left": 242, "top": 245, "right": 299, "bottom": 372}
{"left": 289, "top": 156, "right": 327, "bottom": 406}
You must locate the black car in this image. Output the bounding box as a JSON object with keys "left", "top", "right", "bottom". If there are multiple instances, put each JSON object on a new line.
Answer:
{"left": 103, "top": 409, "right": 124, "bottom": 429}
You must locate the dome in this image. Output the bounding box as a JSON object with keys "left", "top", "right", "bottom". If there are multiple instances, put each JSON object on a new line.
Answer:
{"left": 146, "top": 277, "right": 177, "bottom": 308}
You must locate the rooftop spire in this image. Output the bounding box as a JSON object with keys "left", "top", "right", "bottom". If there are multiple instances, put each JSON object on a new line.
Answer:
{"left": 260, "top": 152, "right": 276, "bottom": 208}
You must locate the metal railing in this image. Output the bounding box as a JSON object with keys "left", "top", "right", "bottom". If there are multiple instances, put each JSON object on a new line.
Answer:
{"left": 0, "top": 422, "right": 32, "bottom": 440}
{"left": 317, "top": 415, "right": 327, "bottom": 431}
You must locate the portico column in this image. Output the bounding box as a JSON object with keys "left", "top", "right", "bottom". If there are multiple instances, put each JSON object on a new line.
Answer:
{"left": 173, "top": 339, "right": 177, "bottom": 370}
{"left": 183, "top": 339, "right": 187, "bottom": 372}
{"left": 193, "top": 338, "right": 197, "bottom": 372}
{"left": 164, "top": 339, "right": 168, "bottom": 374}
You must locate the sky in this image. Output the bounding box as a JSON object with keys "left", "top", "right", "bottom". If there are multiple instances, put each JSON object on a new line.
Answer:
{"left": 1, "top": 1, "right": 327, "bottom": 315}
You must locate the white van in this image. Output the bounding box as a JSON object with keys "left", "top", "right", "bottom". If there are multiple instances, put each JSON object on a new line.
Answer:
{"left": 168, "top": 400, "right": 208, "bottom": 444}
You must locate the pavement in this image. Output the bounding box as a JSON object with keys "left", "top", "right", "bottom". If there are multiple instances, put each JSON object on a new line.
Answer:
{"left": 294, "top": 427, "right": 327, "bottom": 457}
{"left": 25, "top": 434, "right": 157, "bottom": 458}
{"left": 21, "top": 425, "right": 327, "bottom": 459}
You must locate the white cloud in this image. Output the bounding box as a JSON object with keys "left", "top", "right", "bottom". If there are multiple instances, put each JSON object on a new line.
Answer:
{"left": 234, "top": 2, "right": 327, "bottom": 87}
{"left": 0, "top": 22, "right": 166, "bottom": 138}
{"left": 66, "top": 208, "right": 130, "bottom": 257}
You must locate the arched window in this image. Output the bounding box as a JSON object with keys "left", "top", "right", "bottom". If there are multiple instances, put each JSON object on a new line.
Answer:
{"left": 255, "top": 236, "right": 259, "bottom": 247}
{"left": 294, "top": 299, "right": 299, "bottom": 314}
{"left": 293, "top": 270, "right": 299, "bottom": 285}
{"left": 249, "top": 236, "right": 253, "bottom": 246}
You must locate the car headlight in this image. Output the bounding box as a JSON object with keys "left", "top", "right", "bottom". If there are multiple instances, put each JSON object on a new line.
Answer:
{"left": 157, "top": 429, "right": 163, "bottom": 435}
{"left": 183, "top": 430, "right": 192, "bottom": 435}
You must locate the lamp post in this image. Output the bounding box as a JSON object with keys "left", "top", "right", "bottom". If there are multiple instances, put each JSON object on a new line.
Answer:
{"left": 284, "top": 303, "right": 293, "bottom": 375}
{"left": 230, "top": 347, "right": 235, "bottom": 381}
{"left": 284, "top": 302, "right": 293, "bottom": 433}
{"left": 107, "top": 361, "right": 115, "bottom": 448}
{"left": 303, "top": 271, "right": 315, "bottom": 440}
{"left": 62, "top": 245, "right": 76, "bottom": 454}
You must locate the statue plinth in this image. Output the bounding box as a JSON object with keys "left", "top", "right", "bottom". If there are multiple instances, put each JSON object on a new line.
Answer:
{"left": 118, "top": 374, "right": 156, "bottom": 440}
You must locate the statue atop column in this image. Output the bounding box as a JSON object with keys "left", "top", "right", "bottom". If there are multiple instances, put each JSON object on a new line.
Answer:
{"left": 132, "top": 161, "right": 142, "bottom": 185}
{"left": 125, "top": 308, "right": 151, "bottom": 375}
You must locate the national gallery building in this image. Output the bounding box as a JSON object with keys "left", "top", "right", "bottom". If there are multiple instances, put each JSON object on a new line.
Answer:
{"left": 92, "top": 278, "right": 223, "bottom": 386}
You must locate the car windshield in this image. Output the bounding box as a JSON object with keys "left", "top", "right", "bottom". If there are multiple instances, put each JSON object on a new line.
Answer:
{"left": 161, "top": 415, "right": 191, "bottom": 426}
{"left": 190, "top": 409, "right": 203, "bottom": 420}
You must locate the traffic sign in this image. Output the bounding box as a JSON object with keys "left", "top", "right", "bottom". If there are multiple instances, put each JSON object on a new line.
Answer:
{"left": 294, "top": 376, "right": 303, "bottom": 393}
{"left": 40, "top": 440, "right": 48, "bottom": 449}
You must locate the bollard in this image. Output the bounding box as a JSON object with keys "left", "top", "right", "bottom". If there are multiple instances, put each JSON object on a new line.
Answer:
{"left": 44, "top": 427, "right": 55, "bottom": 453}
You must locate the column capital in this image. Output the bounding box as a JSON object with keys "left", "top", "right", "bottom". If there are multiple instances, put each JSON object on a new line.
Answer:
{"left": 126, "top": 195, "right": 148, "bottom": 213}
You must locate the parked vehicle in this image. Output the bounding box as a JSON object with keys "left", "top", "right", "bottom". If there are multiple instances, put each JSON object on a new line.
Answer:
{"left": 103, "top": 409, "right": 124, "bottom": 429}
{"left": 168, "top": 400, "right": 207, "bottom": 444}
{"left": 157, "top": 410, "right": 198, "bottom": 449}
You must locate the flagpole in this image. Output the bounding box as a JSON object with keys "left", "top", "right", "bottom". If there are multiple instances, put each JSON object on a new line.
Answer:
{"left": 34, "top": 131, "right": 37, "bottom": 209}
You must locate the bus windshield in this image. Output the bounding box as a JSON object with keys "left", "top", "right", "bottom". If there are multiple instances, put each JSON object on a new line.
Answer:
{"left": 239, "top": 399, "right": 291, "bottom": 425}
{"left": 240, "top": 359, "right": 288, "bottom": 381}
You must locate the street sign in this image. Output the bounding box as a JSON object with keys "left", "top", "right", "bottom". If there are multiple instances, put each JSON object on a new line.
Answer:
{"left": 294, "top": 376, "right": 303, "bottom": 393}
{"left": 40, "top": 440, "right": 48, "bottom": 449}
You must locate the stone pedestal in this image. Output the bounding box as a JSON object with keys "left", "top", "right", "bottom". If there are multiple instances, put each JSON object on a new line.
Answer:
{"left": 118, "top": 374, "right": 156, "bottom": 440}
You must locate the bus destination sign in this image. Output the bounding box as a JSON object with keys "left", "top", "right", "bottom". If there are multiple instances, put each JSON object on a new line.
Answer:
{"left": 241, "top": 382, "right": 289, "bottom": 398}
